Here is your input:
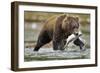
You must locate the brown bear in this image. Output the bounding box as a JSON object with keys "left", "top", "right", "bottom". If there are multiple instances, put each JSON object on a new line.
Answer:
{"left": 34, "top": 14, "right": 79, "bottom": 51}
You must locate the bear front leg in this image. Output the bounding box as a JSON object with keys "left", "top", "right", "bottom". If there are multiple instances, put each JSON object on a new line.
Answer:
{"left": 53, "top": 31, "right": 63, "bottom": 50}
{"left": 53, "top": 40, "right": 61, "bottom": 50}
{"left": 53, "top": 39, "right": 66, "bottom": 51}
{"left": 52, "top": 14, "right": 66, "bottom": 51}
{"left": 53, "top": 40, "right": 58, "bottom": 50}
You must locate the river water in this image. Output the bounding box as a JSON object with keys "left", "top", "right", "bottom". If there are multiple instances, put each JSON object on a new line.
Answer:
{"left": 24, "top": 47, "right": 90, "bottom": 61}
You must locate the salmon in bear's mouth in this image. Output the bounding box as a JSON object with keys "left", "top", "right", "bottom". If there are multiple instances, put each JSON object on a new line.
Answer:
{"left": 64, "top": 31, "right": 85, "bottom": 51}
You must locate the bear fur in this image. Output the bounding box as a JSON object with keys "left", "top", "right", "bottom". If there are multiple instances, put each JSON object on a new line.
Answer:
{"left": 34, "top": 14, "right": 80, "bottom": 51}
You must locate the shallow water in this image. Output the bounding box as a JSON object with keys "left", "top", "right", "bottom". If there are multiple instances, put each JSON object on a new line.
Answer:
{"left": 24, "top": 47, "right": 90, "bottom": 61}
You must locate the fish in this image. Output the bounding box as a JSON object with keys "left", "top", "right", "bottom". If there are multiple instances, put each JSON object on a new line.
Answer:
{"left": 64, "top": 31, "right": 85, "bottom": 51}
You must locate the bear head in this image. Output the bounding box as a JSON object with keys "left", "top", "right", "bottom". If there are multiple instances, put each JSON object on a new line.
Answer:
{"left": 62, "top": 16, "right": 80, "bottom": 36}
